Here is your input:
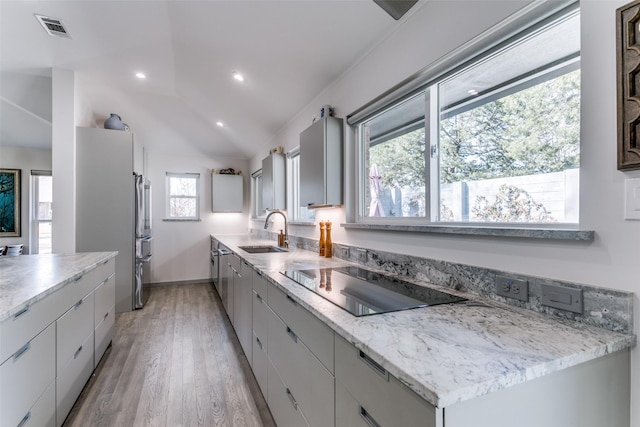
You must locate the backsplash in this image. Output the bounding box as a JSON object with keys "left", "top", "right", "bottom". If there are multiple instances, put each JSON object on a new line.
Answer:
{"left": 250, "top": 229, "right": 634, "bottom": 335}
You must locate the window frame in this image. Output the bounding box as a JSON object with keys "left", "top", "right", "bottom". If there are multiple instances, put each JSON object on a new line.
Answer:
{"left": 165, "top": 172, "right": 200, "bottom": 220}
{"left": 30, "top": 170, "right": 52, "bottom": 254}
{"left": 353, "top": 2, "right": 581, "bottom": 229}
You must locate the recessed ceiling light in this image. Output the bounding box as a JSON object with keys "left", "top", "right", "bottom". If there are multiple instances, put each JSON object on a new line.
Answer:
{"left": 135, "top": 72, "right": 146, "bottom": 79}
{"left": 216, "top": 121, "right": 224, "bottom": 127}
{"left": 468, "top": 89, "right": 478, "bottom": 96}
{"left": 232, "top": 71, "right": 244, "bottom": 82}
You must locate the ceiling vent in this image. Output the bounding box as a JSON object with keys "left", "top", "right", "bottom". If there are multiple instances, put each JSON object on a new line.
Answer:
{"left": 34, "top": 14, "right": 71, "bottom": 38}
{"left": 373, "top": 0, "right": 418, "bottom": 20}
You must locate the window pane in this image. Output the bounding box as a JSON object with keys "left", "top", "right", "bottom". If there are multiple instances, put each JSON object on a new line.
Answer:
{"left": 37, "top": 176, "right": 53, "bottom": 220}
{"left": 170, "top": 197, "right": 196, "bottom": 217}
{"left": 363, "top": 93, "right": 427, "bottom": 218}
{"left": 437, "top": 14, "right": 580, "bottom": 223}
{"left": 38, "top": 222, "right": 52, "bottom": 254}
{"left": 169, "top": 177, "right": 196, "bottom": 197}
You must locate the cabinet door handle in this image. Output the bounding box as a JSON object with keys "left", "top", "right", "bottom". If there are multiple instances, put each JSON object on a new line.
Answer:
{"left": 104, "top": 312, "right": 109, "bottom": 320}
{"left": 358, "top": 350, "right": 389, "bottom": 381}
{"left": 13, "top": 342, "right": 31, "bottom": 362}
{"left": 286, "top": 326, "right": 298, "bottom": 343}
{"left": 286, "top": 388, "right": 298, "bottom": 410}
{"left": 74, "top": 299, "right": 84, "bottom": 309}
{"left": 360, "top": 406, "right": 381, "bottom": 427}
{"left": 74, "top": 274, "right": 84, "bottom": 282}
{"left": 101, "top": 259, "right": 110, "bottom": 265}
{"left": 17, "top": 411, "right": 31, "bottom": 427}
{"left": 13, "top": 305, "right": 30, "bottom": 320}
{"left": 256, "top": 293, "right": 263, "bottom": 303}
{"left": 256, "top": 336, "right": 263, "bottom": 349}
{"left": 286, "top": 294, "right": 297, "bottom": 306}
{"left": 74, "top": 345, "right": 83, "bottom": 359}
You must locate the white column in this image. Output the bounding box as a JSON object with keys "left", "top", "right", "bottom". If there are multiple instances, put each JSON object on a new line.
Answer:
{"left": 51, "top": 68, "right": 75, "bottom": 253}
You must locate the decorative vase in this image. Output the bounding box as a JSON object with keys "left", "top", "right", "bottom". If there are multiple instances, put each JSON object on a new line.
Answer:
{"left": 104, "top": 113, "right": 125, "bottom": 130}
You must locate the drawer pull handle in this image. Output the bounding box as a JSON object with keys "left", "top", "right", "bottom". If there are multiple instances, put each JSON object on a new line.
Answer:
{"left": 17, "top": 411, "right": 31, "bottom": 427}
{"left": 104, "top": 312, "right": 109, "bottom": 320}
{"left": 256, "top": 293, "right": 263, "bottom": 303}
{"left": 286, "top": 326, "right": 298, "bottom": 343}
{"left": 74, "top": 345, "right": 83, "bottom": 359}
{"left": 74, "top": 274, "right": 84, "bottom": 282}
{"left": 13, "top": 305, "right": 30, "bottom": 320}
{"left": 286, "top": 388, "right": 298, "bottom": 410}
{"left": 360, "top": 406, "right": 381, "bottom": 427}
{"left": 256, "top": 336, "right": 263, "bottom": 349}
{"left": 101, "top": 259, "right": 110, "bottom": 265}
{"left": 359, "top": 350, "right": 389, "bottom": 381}
{"left": 13, "top": 342, "right": 31, "bottom": 361}
{"left": 286, "top": 295, "right": 297, "bottom": 306}
{"left": 74, "top": 299, "right": 84, "bottom": 309}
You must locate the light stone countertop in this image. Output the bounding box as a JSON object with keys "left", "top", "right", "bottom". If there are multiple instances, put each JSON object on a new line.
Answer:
{"left": 214, "top": 234, "right": 636, "bottom": 408}
{"left": 0, "top": 252, "right": 118, "bottom": 323}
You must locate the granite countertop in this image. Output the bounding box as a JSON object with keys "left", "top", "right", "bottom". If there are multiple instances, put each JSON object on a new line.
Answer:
{"left": 0, "top": 252, "right": 118, "bottom": 323}
{"left": 214, "top": 234, "right": 636, "bottom": 408}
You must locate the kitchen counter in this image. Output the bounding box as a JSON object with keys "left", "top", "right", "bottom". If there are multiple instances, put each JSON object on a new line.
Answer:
{"left": 214, "top": 234, "right": 636, "bottom": 408}
{"left": 0, "top": 252, "right": 118, "bottom": 322}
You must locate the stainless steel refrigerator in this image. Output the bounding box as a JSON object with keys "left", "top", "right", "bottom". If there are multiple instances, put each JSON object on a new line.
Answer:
{"left": 76, "top": 126, "right": 151, "bottom": 312}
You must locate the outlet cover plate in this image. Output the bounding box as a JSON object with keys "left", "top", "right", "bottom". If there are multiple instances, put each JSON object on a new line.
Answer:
{"left": 541, "top": 284, "right": 583, "bottom": 314}
{"left": 496, "top": 275, "right": 528, "bottom": 302}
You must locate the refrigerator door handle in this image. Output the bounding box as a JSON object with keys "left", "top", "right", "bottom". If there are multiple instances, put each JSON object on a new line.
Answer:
{"left": 137, "top": 254, "right": 153, "bottom": 263}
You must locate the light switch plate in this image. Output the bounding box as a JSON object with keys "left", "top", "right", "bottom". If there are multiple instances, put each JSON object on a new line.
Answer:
{"left": 541, "top": 283, "right": 583, "bottom": 314}
{"left": 624, "top": 178, "right": 640, "bottom": 220}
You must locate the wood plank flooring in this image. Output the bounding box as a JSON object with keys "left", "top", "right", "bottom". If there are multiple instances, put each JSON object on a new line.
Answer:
{"left": 64, "top": 282, "right": 276, "bottom": 427}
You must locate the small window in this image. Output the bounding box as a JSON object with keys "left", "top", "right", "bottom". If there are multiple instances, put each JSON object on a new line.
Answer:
{"left": 357, "top": 8, "right": 580, "bottom": 225}
{"left": 165, "top": 172, "right": 200, "bottom": 220}
{"left": 31, "top": 171, "right": 52, "bottom": 254}
{"left": 287, "top": 149, "right": 315, "bottom": 222}
{"left": 252, "top": 169, "right": 265, "bottom": 218}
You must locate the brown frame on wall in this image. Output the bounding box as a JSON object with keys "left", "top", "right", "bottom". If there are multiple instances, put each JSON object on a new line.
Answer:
{"left": 0, "top": 168, "right": 21, "bottom": 237}
{"left": 617, "top": 0, "right": 640, "bottom": 170}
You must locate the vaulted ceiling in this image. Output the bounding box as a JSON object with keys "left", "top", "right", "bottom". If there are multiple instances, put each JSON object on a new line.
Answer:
{"left": 0, "top": 1, "right": 412, "bottom": 158}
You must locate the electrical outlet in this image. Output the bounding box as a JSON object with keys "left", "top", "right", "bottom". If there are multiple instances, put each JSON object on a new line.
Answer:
{"left": 356, "top": 248, "right": 367, "bottom": 264}
{"left": 340, "top": 247, "right": 350, "bottom": 259}
{"left": 496, "top": 275, "right": 528, "bottom": 302}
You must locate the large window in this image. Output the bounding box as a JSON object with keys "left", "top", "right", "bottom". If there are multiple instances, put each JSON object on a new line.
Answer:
{"left": 358, "top": 7, "right": 580, "bottom": 225}
{"left": 165, "top": 172, "right": 200, "bottom": 220}
{"left": 287, "top": 148, "right": 315, "bottom": 222}
{"left": 31, "top": 170, "right": 52, "bottom": 254}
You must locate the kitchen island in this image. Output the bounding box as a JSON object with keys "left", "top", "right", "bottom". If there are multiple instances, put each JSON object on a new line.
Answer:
{"left": 213, "top": 234, "right": 635, "bottom": 427}
{"left": 0, "top": 252, "right": 117, "bottom": 427}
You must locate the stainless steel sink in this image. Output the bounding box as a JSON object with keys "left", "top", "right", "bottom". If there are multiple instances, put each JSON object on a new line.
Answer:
{"left": 239, "top": 245, "right": 287, "bottom": 254}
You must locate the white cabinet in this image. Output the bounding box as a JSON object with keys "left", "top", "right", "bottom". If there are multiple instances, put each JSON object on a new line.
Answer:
{"left": 233, "top": 260, "right": 253, "bottom": 361}
{"left": 335, "top": 334, "right": 436, "bottom": 427}
{"left": 252, "top": 272, "right": 271, "bottom": 394}
{"left": 299, "top": 116, "right": 343, "bottom": 208}
{"left": 94, "top": 260, "right": 116, "bottom": 367}
{"left": 267, "top": 357, "right": 311, "bottom": 427}
{"left": 261, "top": 153, "right": 286, "bottom": 210}
{"left": 211, "top": 174, "right": 243, "bottom": 212}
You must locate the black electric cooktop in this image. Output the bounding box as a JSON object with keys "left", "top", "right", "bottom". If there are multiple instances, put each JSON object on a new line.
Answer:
{"left": 281, "top": 266, "right": 466, "bottom": 317}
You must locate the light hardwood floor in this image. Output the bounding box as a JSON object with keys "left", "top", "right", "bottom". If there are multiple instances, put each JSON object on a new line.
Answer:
{"left": 64, "top": 282, "right": 276, "bottom": 427}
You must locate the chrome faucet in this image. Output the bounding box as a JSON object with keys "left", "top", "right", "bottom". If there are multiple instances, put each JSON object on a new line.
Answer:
{"left": 264, "top": 209, "right": 289, "bottom": 248}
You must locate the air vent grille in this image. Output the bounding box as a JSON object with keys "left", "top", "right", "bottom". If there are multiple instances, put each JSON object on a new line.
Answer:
{"left": 34, "top": 14, "right": 71, "bottom": 38}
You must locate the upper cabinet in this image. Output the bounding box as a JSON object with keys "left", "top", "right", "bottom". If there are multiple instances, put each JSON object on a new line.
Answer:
{"left": 300, "top": 116, "right": 343, "bottom": 208}
{"left": 212, "top": 174, "right": 243, "bottom": 212}
{"left": 262, "top": 153, "right": 286, "bottom": 210}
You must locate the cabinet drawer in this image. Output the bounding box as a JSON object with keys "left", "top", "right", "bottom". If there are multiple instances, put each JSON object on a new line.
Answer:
{"left": 252, "top": 290, "right": 270, "bottom": 346}
{"left": 267, "top": 284, "right": 334, "bottom": 373}
{"left": 267, "top": 306, "right": 334, "bottom": 427}
{"left": 252, "top": 332, "right": 268, "bottom": 397}
{"left": 335, "top": 335, "right": 436, "bottom": 427}
{"left": 56, "top": 331, "right": 94, "bottom": 427}
{"left": 94, "top": 304, "right": 115, "bottom": 368}
{"left": 94, "top": 273, "right": 115, "bottom": 326}
{"left": 336, "top": 380, "right": 376, "bottom": 427}
{"left": 94, "top": 257, "right": 115, "bottom": 284}
{"left": 16, "top": 380, "right": 56, "bottom": 427}
{"left": 253, "top": 270, "right": 269, "bottom": 299}
{"left": 267, "top": 357, "right": 311, "bottom": 427}
{"left": 0, "top": 323, "right": 55, "bottom": 427}
{"left": 57, "top": 291, "right": 94, "bottom": 372}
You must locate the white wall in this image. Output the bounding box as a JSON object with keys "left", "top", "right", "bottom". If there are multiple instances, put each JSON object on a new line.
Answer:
{"left": 249, "top": 0, "right": 640, "bottom": 423}
{"left": 147, "top": 150, "right": 249, "bottom": 284}
{"left": 0, "top": 147, "right": 52, "bottom": 253}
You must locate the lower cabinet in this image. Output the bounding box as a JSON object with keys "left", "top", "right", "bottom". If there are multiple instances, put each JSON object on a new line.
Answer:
{"left": 233, "top": 261, "right": 253, "bottom": 361}
{"left": 56, "top": 331, "right": 95, "bottom": 427}
{"left": 267, "top": 356, "right": 311, "bottom": 427}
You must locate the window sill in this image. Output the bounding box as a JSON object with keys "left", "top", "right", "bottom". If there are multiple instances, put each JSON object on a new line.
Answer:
{"left": 341, "top": 223, "right": 594, "bottom": 241}
{"left": 289, "top": 221, "right": 316, "bottom": 227}
{"left": 163, "top": 218, "right": 202, "bottom": 222}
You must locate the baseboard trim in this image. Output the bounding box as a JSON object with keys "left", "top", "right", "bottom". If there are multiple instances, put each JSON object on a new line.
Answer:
{"left": 148, "top": 279, "right": 213, "bottom": 287}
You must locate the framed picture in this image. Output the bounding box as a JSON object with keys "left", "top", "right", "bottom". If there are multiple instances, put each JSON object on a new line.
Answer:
{"left": 0, "top": 168, "right": 21, "bottom": 237}
{"left": 617, "top": 0, "right": 640, "bottom": 170}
